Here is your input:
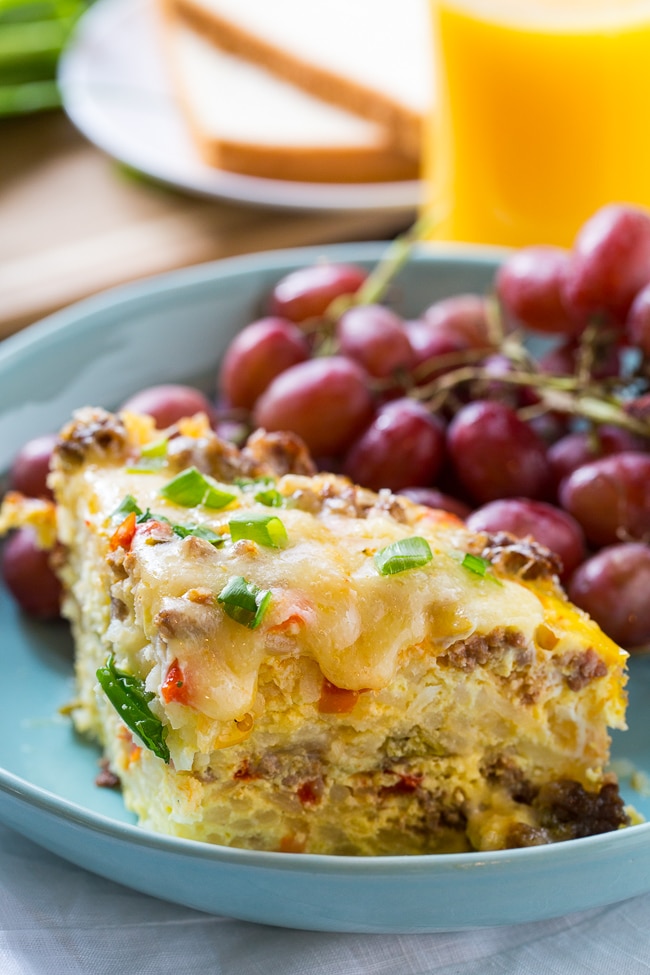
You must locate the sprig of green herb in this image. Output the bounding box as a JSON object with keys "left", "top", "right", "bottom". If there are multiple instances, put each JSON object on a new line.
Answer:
{"left": 110, "top": 494, "right": 223, "bottom": 545}
{"left": 96, "top": 655, "right": 169, "bottom": 763}
{"left": 171, "top": 523, "right": 224, "bottom": 546}
{"left": 111, "top": 494, "right": 141, "bottom": 520}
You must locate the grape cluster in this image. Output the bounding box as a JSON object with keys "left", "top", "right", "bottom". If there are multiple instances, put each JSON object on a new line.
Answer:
{"left": 5, "top": 203, "right": 650, "bottom": 649}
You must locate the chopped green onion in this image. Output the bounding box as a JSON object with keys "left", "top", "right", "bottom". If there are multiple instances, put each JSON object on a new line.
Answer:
{"left": 234, "top": 475, "right": 274, "bottom": 489}
{"left": 228, "top": 512, "right": 288, "bottom": 548}
{"left": 461, "top": 553, "right": 491, "bottom": 577}
{"left": 254, "top": 487, "right": 284, "bottom": 508}
{"left": 96, "top": 655, "right": 169, "bottom": 763}
{"left": 159, "top": 467, "right": 236, "bottom": 509}
{"left": 171, "top": 523, "right": 224, "bottom": 546}
{"left": 111, "top": 494, "right": 142, "bottom": 520}
{"left": 140, "top": 437, "right": 168, "bottom": 459}
{"left": 217, "top": 576, "right": 271, "bottom": 629}
{"left": 126, "top": 458, "right": 166, "bottom": 473}
{"left": 374, "top": 537, "right": 433, "bottom": 575}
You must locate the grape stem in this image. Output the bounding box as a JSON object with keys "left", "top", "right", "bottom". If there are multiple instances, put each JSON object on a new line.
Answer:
{"left": 324, "top": 213, "right": 438, "bottom": 325}
{"left": 415, "top": 361, "right": 650, "bottom": 437}
{"left": 310, "top": 215, "right": 650, "bottom": 441}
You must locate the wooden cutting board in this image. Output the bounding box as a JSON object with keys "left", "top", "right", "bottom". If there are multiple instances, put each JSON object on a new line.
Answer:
{"left": 0, "top": 112, "right": 415, "bottom": 339}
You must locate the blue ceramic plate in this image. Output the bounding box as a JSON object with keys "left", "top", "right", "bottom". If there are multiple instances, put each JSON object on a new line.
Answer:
{"left": 1, "top": 243, "right": 649, "bottom": 934}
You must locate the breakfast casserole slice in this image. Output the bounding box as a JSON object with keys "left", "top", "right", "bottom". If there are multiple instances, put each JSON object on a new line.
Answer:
{"left": 40, "top": 406, "right": 628, "bottom": 855}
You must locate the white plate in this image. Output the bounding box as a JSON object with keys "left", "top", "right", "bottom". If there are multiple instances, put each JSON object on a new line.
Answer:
{"left": 58, "top": 0, "right": 423, "bottom": 213}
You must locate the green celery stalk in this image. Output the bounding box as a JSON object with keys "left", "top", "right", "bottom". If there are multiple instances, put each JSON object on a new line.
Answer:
{"left": 0, "top": 17, "right": 78, "bottom": 62}
{"left": 0, "top": 77, "right": 60, "bottom": 113}
{"left": 0, "top": 1, "right": 84, "bottom": 21}
{"left": 0, "top": 0, "right": 92, "bottom": 116}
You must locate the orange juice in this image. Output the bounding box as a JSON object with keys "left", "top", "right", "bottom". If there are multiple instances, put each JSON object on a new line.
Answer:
{"left": 423, "top": 0, "right": 650, "bottom": 247}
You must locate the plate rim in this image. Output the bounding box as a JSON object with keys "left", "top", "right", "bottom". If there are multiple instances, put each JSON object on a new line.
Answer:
{"left": 0, "top": 240, "right": 510, "bottom": 367}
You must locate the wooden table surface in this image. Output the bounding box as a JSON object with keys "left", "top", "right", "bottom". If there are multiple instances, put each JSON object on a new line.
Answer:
{"left": 0, "top": 111, "right": 415, "bottom": 340}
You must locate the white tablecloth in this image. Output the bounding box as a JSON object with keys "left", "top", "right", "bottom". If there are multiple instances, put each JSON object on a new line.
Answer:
{"left": 2, "top": 823, "right": 650, "bottom": 975}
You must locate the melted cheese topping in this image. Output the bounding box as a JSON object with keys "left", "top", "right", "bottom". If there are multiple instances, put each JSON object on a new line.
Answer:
{"left": 72, "top": 462, "right": 622, "bottom": 728}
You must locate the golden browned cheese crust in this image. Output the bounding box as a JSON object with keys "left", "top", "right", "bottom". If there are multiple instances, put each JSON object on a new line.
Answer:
{"left": 45, "top": 407, "right": 628, "bottom": 855}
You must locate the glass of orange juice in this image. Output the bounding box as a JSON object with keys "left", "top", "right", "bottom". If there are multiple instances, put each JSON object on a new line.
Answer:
{"left": 422, "top": 0, "right": 650, "bottom": 248}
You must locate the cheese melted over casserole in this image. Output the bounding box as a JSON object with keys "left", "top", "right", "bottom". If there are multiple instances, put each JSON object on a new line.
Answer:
{"left": 40, "top": 407, "right": 629, "bottom": 854}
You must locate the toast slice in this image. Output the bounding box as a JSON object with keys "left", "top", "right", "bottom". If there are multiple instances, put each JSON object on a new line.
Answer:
{"left": 163, "top": 0, "right": 432, "bottom": 159}
{"left": 160, "top": 17, "right": 419, "bottom": 183}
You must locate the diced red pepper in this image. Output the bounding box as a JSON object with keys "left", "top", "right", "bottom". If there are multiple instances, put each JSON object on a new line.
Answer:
{"left": 109, "top": 511, "right": 137, "bottom": 551}
{"left": 161, "top": 659, "right": 190, "bottom": 705}
{"left": 233, "top": 759, "right": 259, "bottom": 781}
{"left": 380, "top": 771, "right": 423, "bottom": 797}
{"left": 318, "top": 677, "right": 360, "bottom": 714}
{"left": 138, "top": 519, "right": 174, "bottom": 542}
{"left": 297, "top": 780, "right": 321, "bottom": 805}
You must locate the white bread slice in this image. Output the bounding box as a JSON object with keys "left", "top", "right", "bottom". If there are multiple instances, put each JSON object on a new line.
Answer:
{"left": 160, "top": 17, "right": 419, "bottom": 183}
{"left": 163, "top": 0, "right": 431, "bottom": 158}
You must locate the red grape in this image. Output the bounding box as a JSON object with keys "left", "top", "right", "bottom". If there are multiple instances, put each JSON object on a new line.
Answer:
{"left": 526, "top": 411, "right": 568, "bottom": 447}
{"left": 559, "top": 451, "right": 650, "bottom": 547}
{"left": 342, "top": 398, "right": 445, "bottom": 492}
{"left": 253, "top": 356, "right": 374, "bottom": 458}
{"left": 121, "top": 385, "right": 215, "bottom": 429}
{"left": 447, "top": 400, "right": 550, "bottom": 504}
{"left": 2, "top": 528, "right": 61, "bottom": 619}
{"left": 568, "top": 543, "right": 650, "bottom": 648}
{"left": 267, "top": 263, "right": 367, "bottom": 323}
{"left": 336, "top": 304, "right": 414, "bottom": 379}
{"left": 9, "top": 433, "right": 57, "bottom": 500}
{"left": 548, "top": 426, "right": 647, "bottom": 492}
{"left": 405, "top": 320, "right": 472, "bottom": 383}
{"left": 421, "top": 294, "right": 495, "bottom": 348}
{"left": 218, "top": 317, "right": 309, "bottom": 409}
{"left": 466, "top": 498, "right": 585, "bottom": 581}
{"left": 563, "top": 203, "right": 650, "bottom": 324}
{"left": 399, "top": 487, "right": 471, "bottom": 520}
{"left": 625, "top": 281, "right": 650, "bottom": 355}
{"left": 537, "top": 341, "right": 577, "bottom": 378}
{"left": 496, "top": 245, "right": 580, "bottom": 336}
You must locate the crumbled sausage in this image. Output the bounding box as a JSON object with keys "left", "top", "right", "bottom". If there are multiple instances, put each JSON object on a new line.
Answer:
{"left": 439, "top": 626, "right": 527, "bottom": 672}
{"left": 55, "top": 408, "right": 130, "bottom": 469}
{"left": 110, "top": 596, "right": 129, "bottom": 621}
{"left": 560, "top": 648, "right": 607, "bottom": 691}
{"left": 468, "top": 530, "right": 562, "bottom": 581}
{"left": 480, "top": 755, "right": 537, "bottom": 805}
{"left": 535, "top": 779, "right": 628, "bottom": 840}
{"left": 166, "top": 434, "right": 256, "bottom": 481}
{"left": 95, "top": 759, "right": 120, "bottom": 789}
{"left": 243, "top": 429, "right": 316, "bottom": 477}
